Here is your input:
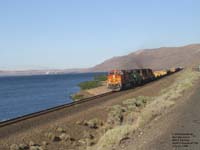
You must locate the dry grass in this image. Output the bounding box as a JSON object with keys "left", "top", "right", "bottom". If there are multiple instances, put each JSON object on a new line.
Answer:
{"left": 85, "top": 118, "right": 104, "bottom": 129}
{"left": 140, "top": 69, "right": 200, "bottom": 125}
{"left": 107, "top": 105, "right": 126, "bottom": 126}
{"left": 95, "top": 125, "right": 135, "bottom": 150}
{"left": 91, "top": 69, "right": 200, "bottom": 150}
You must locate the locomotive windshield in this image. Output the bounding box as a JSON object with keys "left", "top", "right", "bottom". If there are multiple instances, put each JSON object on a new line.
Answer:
{"left": 108, "top": 70, "right": 123, "bottom": 75}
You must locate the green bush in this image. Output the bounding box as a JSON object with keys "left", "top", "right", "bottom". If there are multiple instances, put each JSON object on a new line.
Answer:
{"left": 122, "top": 98, "right": 136, "bottom": 106}
{"left": 136, "top": 96, "right": 149, "bottom": 104}
{"left": 78, "top": 80, "right": 102, "bottom": 90}
{"left": 107, "top": 105, "right": 126, "bottom": 126}
{"left": 85, "top": 118, "right": 104, "bottom": 129}
{"left": 77, "top": 74, "right": 107, "bottom": 90}
{"left": 122, "top": 96, "right": 150, "bottom": 109}
{"left": 71, "top": 93, "right": 84, "bottom": 101}
{"left": 94, "top": 75, "right": 107, "bottom": 81}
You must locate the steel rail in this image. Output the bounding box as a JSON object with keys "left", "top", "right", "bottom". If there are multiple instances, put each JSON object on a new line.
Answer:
{"left": 0, "top": 69, "right": 182, "bottom": 128}
{"left": 0, "top": 91, "right": 113, "bottom": 128}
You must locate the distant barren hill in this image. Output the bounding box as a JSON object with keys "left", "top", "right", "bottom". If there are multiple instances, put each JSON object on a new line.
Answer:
{"left": 90, "top": 44, "right": 200, "bottom": 71}
{"left": 1, "top": 43, "right": 200, "bottom": 76}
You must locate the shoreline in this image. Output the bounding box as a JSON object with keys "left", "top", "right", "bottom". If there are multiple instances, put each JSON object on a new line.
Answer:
{"left": 0, "top": 68, "right": 186, "bottom": 150}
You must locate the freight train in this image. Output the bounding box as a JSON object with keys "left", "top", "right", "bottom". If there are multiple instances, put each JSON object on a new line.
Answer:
{"left": 107, "top": 67, "right": 183, "bottom": 91}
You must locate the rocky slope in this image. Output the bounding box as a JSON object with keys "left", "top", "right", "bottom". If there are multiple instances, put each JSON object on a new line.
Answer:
{"left": 90, "top": 44, "right": 200, "bottom": 71}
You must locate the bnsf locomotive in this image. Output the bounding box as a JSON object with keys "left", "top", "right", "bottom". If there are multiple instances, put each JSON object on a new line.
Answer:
{"left": 107, "top": 69, "right": 155, "bottom": 91}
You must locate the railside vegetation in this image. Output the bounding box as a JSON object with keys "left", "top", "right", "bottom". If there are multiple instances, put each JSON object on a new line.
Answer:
{"left": 78, "top": 75, "right": 107, "bottom": 90}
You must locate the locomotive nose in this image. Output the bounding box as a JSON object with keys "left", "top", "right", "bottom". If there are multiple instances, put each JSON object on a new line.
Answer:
{"left": 107, "top": 70, "right": 122, "bottom": 91}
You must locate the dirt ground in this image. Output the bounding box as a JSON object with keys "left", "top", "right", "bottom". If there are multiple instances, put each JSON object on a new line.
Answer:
{"left": 72, "top": 82, "right": 111, "bottom": 101}
{"left": 116, "top": 78, "right": 200, "bottom": 150}
{"left": 0, "top": 72, "right": 181, "bottom": 150}
{"left": 86, "top": 82, "right": 112, "bottom": 95}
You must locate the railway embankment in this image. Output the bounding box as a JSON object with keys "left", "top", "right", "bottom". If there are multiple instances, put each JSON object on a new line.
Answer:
{"left": 71, "top": 81, "right": 111, "bottom": 101}
{"left": 71, "top": 75, "right": 111, "bottom": 101}
{"left": 1, "top": 69, "right": 197, "bottom": 150}
{"left": 92, "top": 69, "right": 200, "bottom": 150}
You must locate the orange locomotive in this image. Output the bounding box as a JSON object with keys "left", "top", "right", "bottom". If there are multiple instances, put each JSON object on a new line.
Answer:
{"left": 107, "top": 67, "right": 183, "bottom": 91}
{"left": 107, "top": 69, "right": 155, "bottom": 91}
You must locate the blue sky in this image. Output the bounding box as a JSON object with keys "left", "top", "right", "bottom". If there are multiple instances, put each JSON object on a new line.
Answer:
{"left": 0, "top": 0, "right": 200, "bottom": 70}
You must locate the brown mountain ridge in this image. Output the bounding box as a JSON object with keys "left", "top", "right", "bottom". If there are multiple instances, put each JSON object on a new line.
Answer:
{"left": 90, "top": 43, "right": 200, "bottom": 71}
{"left": 1, "top": 43, "right": 200, "bottom": 76}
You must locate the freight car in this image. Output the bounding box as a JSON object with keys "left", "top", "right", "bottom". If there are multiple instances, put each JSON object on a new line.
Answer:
{"left": 153, "top": 70, "right": 167, "bottom": 78}
{"left": 153, "top": 67, "right": 183, "bottom": 78}
{"left": 107, "top": 69, "right": 155, "bottom": 91}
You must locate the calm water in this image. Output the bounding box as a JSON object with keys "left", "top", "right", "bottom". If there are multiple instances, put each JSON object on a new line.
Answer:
{"left": 0, "top": 73, "right": 105, "bottom": 121}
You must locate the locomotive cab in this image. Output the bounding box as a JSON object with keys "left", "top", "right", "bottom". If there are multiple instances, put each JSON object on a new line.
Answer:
{"left": 107, "top": 70, "right": 123, "bottom": 91}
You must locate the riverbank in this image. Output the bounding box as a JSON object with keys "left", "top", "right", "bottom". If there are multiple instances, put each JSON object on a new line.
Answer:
{"left": 0, "top": 73, "right": 103, "bottom": 122}
{"left": 71, "top": 81, "right": 112, "bottom": 101}
{"left": 71, "top": 75, "right": 110, "bottom": 101}
{"left": 0, "top": 68, "right": 191, "bottom": 150}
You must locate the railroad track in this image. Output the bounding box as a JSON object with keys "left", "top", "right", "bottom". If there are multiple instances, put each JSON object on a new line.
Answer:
{"left": 0, "top": 70, "right": 182, "bottom": 128}
{"left": 0, "top": 91, "right": 113, "bottom": 128}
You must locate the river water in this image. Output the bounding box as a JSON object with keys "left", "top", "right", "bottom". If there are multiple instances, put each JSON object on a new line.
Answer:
{"left": 0, "top": 72, "right": 105, "bottom": 121}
